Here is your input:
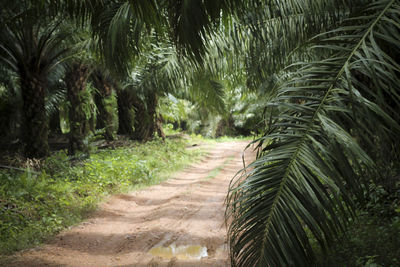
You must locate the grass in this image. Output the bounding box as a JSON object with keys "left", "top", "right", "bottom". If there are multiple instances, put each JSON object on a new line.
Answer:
{"left": 0, "top": 137, "right": 205, "bottom": 255}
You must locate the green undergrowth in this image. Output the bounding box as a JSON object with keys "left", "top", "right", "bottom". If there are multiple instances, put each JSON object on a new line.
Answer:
{"left": 315, "top": 181, "right": 400, "bottom": 267}
{"left": 316, "top": 213, "right": 400, "bottom": 267}
{"left": 0, "top": 138, "right": 205, "bottom": 255}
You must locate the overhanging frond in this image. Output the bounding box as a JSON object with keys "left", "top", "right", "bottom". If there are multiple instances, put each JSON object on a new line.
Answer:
{"left": 236, "top": 0, "right": 371, "bottom": 89}
{"left": 227, "top": 1, "right": 400, "bottom": 266}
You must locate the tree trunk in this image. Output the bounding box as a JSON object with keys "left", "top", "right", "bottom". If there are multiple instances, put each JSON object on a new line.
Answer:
{"left": 132, "top": 91, "right": 157, "bottom": 141}
{"left": 65, "top": 63, "right": 90, "bottom": 155}
{"left": 117, "top": 89, "right": 135, "bottom": 137}
{"left": 146, "top": 91, "right": 157, "bottom": 138}
{"left": 20, "top": 74, "right": 49, "bottom": 158}
{"left": 49, "top": 109, "right": 61, "bottom": 136}
{"left": 156, "top": 115, "right": 166, "bottom": 140}
{"left": 132, "top": 95, "right": 150, "bottom": 141}
{"left": 92, "top": 71, "right": 115, "bottom": 141}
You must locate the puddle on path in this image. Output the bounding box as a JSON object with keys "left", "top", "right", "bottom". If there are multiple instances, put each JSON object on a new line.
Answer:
{"left": 149, "top": 243, "right": 208, "bottom": 260}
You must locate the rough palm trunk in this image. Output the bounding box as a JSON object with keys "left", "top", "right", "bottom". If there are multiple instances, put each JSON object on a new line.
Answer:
{"left": 146, "top": 91, "right": 157, "bottom": 138}
{"left": 92, "top": 71, "right": 115, "bottom": 141}
{"left": 20, "top": 74, "right": 49, "bottom": 158}
{"left": 216, "top": 115, "right": 235, "bottom": 137}
{"left": 65, "top": 64, "right": 90, "bottom": 155}
{"left": 49, "top": 109, "right": 61, "bottom": 135}
{"left": 156, "top": 115, "right": 166, "bottom": 140}
{"left": 132, "top": 91, "right": 157, "bottom": 141}
{"left": 117, "top": 89, "right": 135, "bottom": 137}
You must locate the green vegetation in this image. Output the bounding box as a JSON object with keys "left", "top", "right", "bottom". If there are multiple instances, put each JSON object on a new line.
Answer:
{"left": 318, "top": 214, "right": 400, "bottom": 267}
{"left": 0, "top": 138, "right": 204, "bottom": 254}
{"left": 314, "top": 179, "right": 400, "bottom": 266}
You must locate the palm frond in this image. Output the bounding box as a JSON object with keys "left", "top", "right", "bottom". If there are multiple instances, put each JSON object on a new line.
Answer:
{"left": 188, "top": 70, "right": 226, "bottom": 115}
{"left": 0, "top": 17, "right": 70, "bottom": 81}
{"left": 46, "top": 85, "right": 67, "bottom": 117}
{"left": 90, "top": 1, "right": 146, "bottom": 74}
{"left": 89, "top": 0, "right": 244, "bottom": 73}
{"left": 165, "top": 0, "right": 242, "bottom": 60}
{"left": 227, "top": 1, "right": 400, "bottom": 266}
{"left": 237, "top": 0, "right": 370, "bottom": 89}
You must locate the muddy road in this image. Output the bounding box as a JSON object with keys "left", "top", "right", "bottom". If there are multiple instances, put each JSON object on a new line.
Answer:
{"left": 7, "top": 141, "right": 254, "bottom": 267}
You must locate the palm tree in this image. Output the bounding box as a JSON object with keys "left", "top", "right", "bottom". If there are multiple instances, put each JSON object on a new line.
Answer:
{"left": 92, "top": 68, "right": 117, "bottom": 141}
{"left": 0, "top": 14, "right": 69, "bottom": 157}
{"left": 226, "top": 1, "right": 400, "bottom": 266}
{"left": 116, "top": 85, "right": 135, "bottom": 138}
{"left": 65, "top": 62, "right": 92, "bottom": 154}
{"left": 121, "top": 57, "right": 172, "bottom": 141}
{"left": 0, "top": 0, "right": 96, "bottom": 157}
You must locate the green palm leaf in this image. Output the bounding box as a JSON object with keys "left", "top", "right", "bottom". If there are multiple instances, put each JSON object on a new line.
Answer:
{"left": 226, "top": 1, "right": 400, "bottom": 266}
{"left": 237, "top": 0, "right": 370, "bottom": 90}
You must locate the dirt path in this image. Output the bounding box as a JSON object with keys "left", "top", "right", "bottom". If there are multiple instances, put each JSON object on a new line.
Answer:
{"left": 7, "top": 141, "right": 254, "bottom": 267}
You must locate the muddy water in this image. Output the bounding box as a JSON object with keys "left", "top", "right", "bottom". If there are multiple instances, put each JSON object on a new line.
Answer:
{"left": 149, "top": 244, "right": 208, "bottom": 260}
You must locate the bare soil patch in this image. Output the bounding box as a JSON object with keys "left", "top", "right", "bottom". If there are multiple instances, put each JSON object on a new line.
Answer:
{"left": 6, "top": 141, "right": 254, "bottom": 267}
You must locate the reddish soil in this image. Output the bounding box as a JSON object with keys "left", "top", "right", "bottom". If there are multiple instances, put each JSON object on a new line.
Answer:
{"left": 6, "top": 141, "right": 254, "bottom": 267}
